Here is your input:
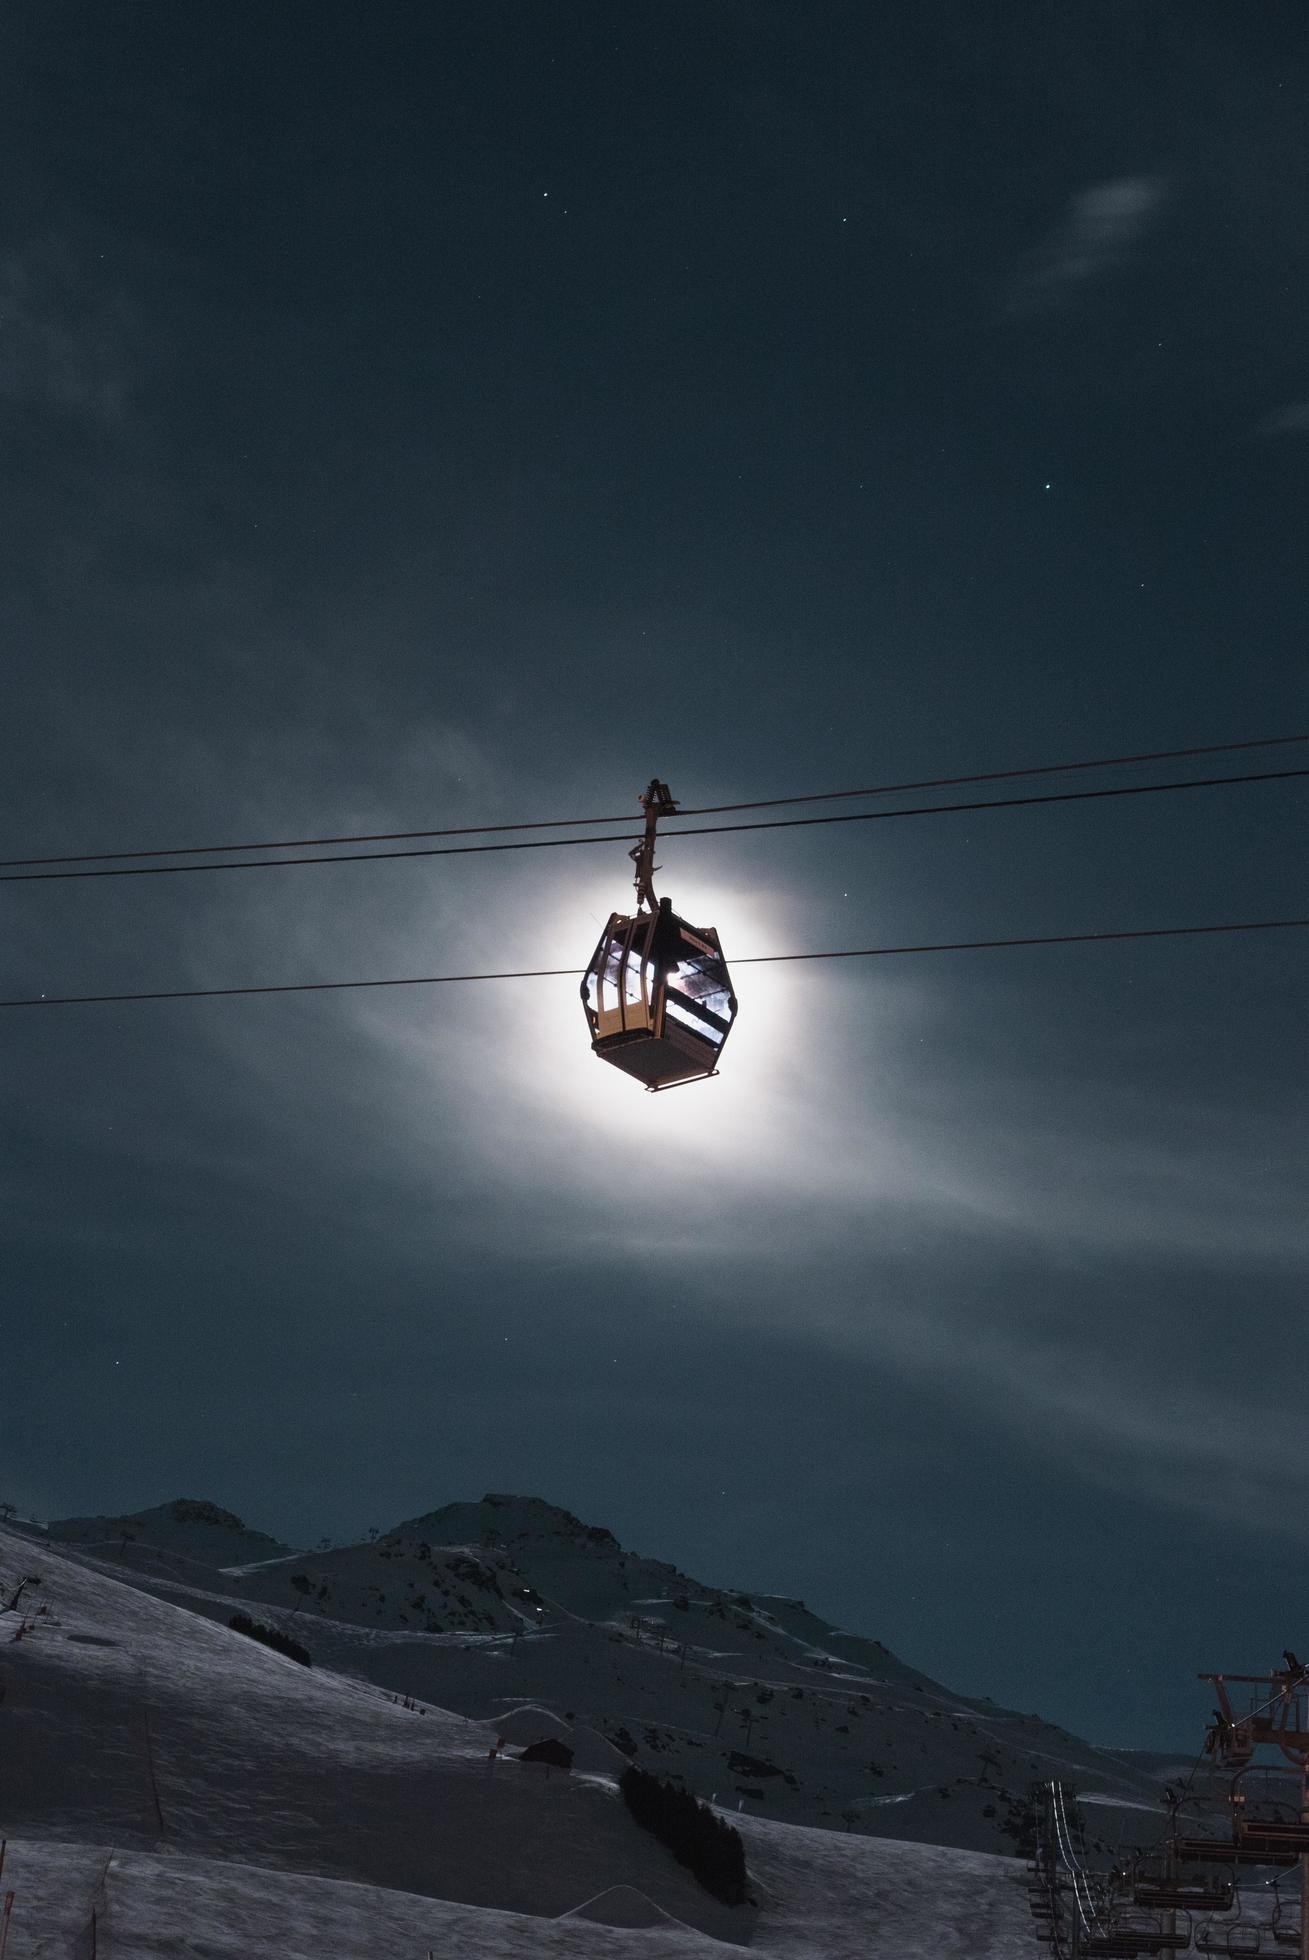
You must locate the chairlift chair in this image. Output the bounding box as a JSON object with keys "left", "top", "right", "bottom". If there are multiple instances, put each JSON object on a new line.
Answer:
{"left": 1176, "top": 1836, "right": 1297, "bottom": 1868}
{"left": 1088, "top": 1919, "right": 1193, "bottom": 1957}
{"left": 1269, "top": 1882, "right": 1302, "bottom": 1949}
{"left": 1236, "top": 1819, "right": 1309, "bottom": 1853}
{"left": 581, "top": 781, "right": 738, "bottom": 1090}
{"left": 1193, "top": 1901, "right": 1263, "bottom": 1955}
{"left": 1083, "top": 1937, "right": 1188, "bottom": 1958}
{"left": 1192, "top": 1933, "right": 1254, "bottom": 1958}
{"left": 1134, "top": 1877, "right": 1235, "bottom": 1911}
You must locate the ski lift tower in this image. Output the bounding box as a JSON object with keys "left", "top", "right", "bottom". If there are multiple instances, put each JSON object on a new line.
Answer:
{"left": 1200, "top": 1654, "right": 1309, "bottom": 1960}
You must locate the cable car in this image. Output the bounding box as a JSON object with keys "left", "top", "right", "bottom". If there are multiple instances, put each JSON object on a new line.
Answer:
{"left": 581, "top": 780, "right": 738, "bottom": 1090}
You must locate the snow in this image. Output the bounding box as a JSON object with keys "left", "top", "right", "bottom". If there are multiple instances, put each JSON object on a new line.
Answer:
{"left": 0, "top": 1840, "right": 730, "bottom": 1958}
{"left": 0, "top": 1522, "right": 1040, "bottom": 1956}
{"left": 562, "top": 1884, "right": 692, "bottom": 1928}
{"left": 486, "top": 1705, "right": 631, "bottom": 1774}
{"left": 17, "top": 1502, "right": 1175, "bottom": 1863}
{"left": 1079, "top": 1792, "right": 1169, "bottom": 1815}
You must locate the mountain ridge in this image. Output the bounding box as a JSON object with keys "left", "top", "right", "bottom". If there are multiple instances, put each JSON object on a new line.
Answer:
{"left": 43, "top": 1495, "right": 296, "bottom": 1568}
{"left": 23, "top": 1489, "right": 1184, "bottom": 1859}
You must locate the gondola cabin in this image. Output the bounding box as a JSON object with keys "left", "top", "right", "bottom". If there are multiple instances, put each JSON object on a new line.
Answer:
{"left": 581, "top": 896, "right": 738, "bottom": 1089}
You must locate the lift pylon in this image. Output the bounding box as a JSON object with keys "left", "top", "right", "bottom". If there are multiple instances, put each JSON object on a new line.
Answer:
{"left": 1199, "top": 1660, "right": 1309, "bottom": 1960}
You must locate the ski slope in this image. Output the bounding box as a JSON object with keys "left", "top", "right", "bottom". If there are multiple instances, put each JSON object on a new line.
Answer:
{"left": 0, "top": 1522, "right": 1036, "bottom": 1957}
{"left": 10, "top": 1493, "right": 1173, "bottom": 1861}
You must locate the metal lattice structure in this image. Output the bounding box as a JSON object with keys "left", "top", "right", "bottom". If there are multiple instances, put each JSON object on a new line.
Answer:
{"left": 1026, "top": 1656, "right": 1309, "bottom": 1958}
{"left": 1028, "top": 1782, "right": 1194, "bottom": 1957}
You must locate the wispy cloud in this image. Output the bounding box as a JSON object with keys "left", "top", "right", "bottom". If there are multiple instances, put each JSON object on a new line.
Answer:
{"left": 0, "top": 242, "right": 131, "bottom": 425}
{"left": 1257, "top": 401, "right": 1309, "bottom": 437}
{"left": 1011, "top": 177, "right": 1169, "bottom": 311}
{"left": 6, "top": 690, "right": 1302, "bottom": 1554}
{"left": 930, "top": 1323, "right": 1309, "bottom": 1538}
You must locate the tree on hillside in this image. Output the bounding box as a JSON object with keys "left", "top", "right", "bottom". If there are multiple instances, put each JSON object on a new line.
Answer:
{"left": 286, "top": 1573, "right": 314, "bottom": 1620}
{"left": 620, "top": 1766, "right": 747, "bottom": 1905}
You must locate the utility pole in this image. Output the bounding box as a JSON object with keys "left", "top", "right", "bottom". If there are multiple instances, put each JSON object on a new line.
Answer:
{"left": 1199, "top": 1653, "right": 1309, "bottom": 1960}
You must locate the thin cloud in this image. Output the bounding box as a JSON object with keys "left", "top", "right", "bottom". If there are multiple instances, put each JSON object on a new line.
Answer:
{"left": 971, "top": 1338, "right": 1309, "bottom": 1538}
{"left": 1258, "top": 401, "right": 1309, "bottom": 436}
{"left": 1011, "top": 176, "right": 1169, "bottom": 311}
{"left": 0, "top": 244, "right": 131, "bottom": 426}
{"left": 779, "top": 1269, "right": 1309, "bottom": 1541}
{"left": 6, "top": 701, "right": 1303, "bottom": 1558}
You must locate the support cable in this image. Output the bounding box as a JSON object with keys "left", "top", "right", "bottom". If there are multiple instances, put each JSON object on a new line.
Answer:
{"left": 2, "top": 915, "right": 1304, "bottom": 1010}
{"left": 1052, "top": 1780, "right": 1100, "bottom": 1935}
{"left": 2, "top": 766, "right": 1304, "bottom": 884}
{"left": 1, "top": 733, "right": 1304, "bottom": 871}
{"left": 1137, "top": 1737, "right": 1217, "bottom": 1863}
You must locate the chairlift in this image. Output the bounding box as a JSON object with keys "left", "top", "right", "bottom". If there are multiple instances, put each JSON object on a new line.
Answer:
{"left": 1269, "top": 1879, "right": 1301, "bottom": 1950}
{"left": 1134, "top": 1877, "right": 1234, "bottom": 1912}
{"left": 1193, "top": 1885, "right": 1262, "bottom": 1956}
{"left": 1080, "top": 1910, "right": 1193, "bottom": 1958}
{"left": 1083, "top": 1931, "right": 1191, "bottom": 1958}
{"left": 581, "top": 780, "right": 738, "bottom": 1090}
{"left": 1176, "top": 1835, "right": 1297, "bottom": 1868}
{"left": 1105, "top": 1920, "right": 1199, "bottom": 1952}
{"left": 1193, "top": 1929, "right": 1256, "bottom": 1957}
{"left": 1235, "top": 1818, "right": 1309, "bottom": 1856}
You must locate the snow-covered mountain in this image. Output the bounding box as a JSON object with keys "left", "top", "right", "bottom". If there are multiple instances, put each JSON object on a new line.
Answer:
{"left": 0, "top": 1519, "right": 1037, "bottom": 1957}
{"left": 43, "top": 1496, "right": 295, "bottom": 1570}
{"left": 24, "top": 1491, "right": 1178, "bottom": 1863}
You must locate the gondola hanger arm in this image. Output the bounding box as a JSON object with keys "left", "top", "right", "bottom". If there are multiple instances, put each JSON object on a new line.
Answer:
{"left": 630, "top": 778, "right": 678, "bottom": 911}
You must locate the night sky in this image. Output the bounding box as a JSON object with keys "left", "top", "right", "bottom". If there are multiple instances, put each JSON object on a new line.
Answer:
{"left": 3, "top": 3, "right": 1306, "bottom": 1751}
